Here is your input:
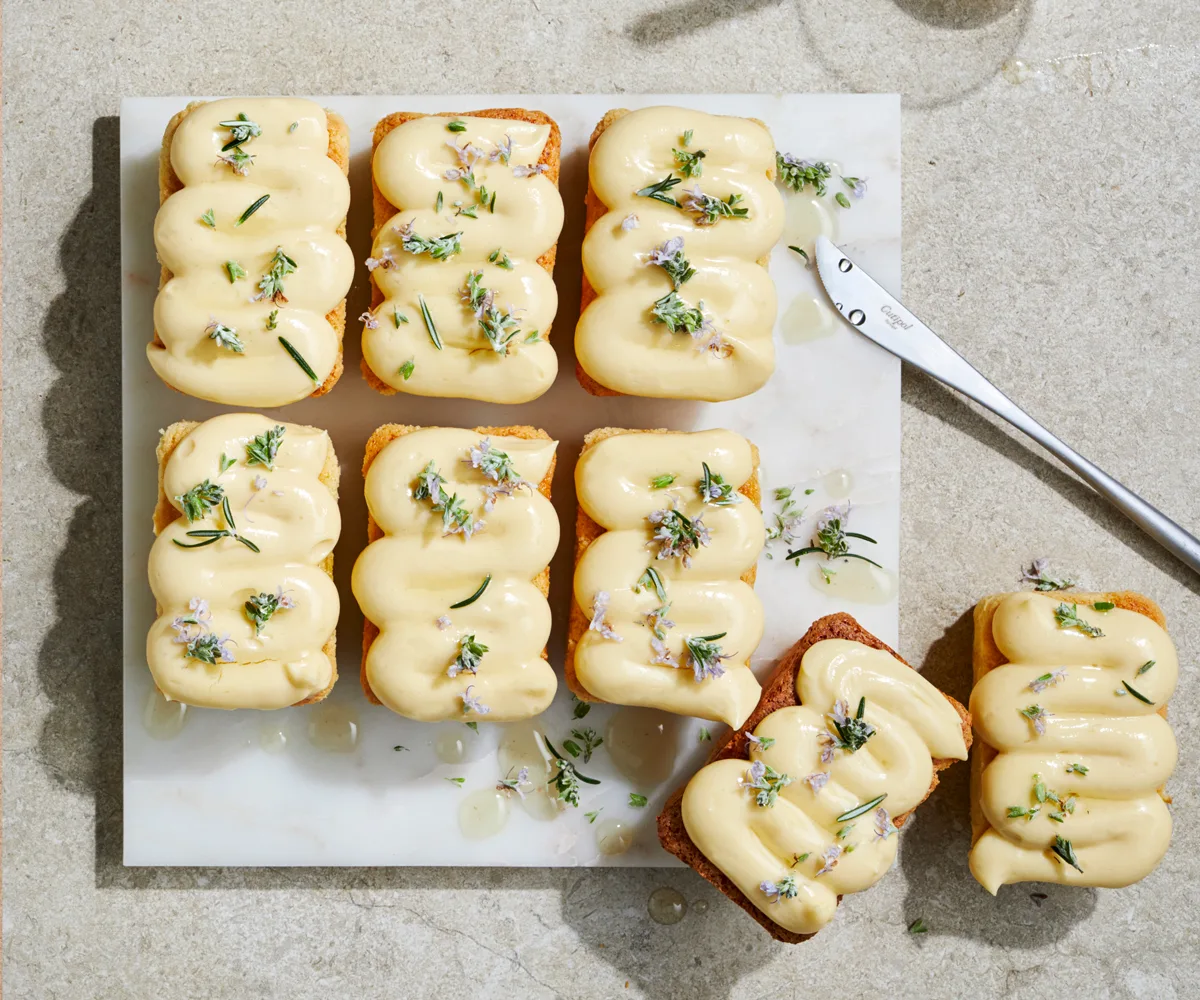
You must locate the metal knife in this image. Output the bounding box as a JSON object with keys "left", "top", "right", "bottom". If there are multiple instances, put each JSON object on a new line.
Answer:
{"left": 813, "top": 235, "right": 1200, "bottom": 577}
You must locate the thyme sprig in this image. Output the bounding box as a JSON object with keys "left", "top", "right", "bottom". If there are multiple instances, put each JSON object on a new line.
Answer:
{"left": 673, "top": 144, "right": 706, "bottom": 178}
{"left": 647, "top": 237, "right": 696, "bottom": 289}
{"left": 650, "top": 291, "right": 706, "bottom": 335}
{"left": 760, "top": 874, "right": 800, "bottom": 902}
{"left": 396, "top": 221, "right": 462, "bottom": 261}
{"left": 1017, "top": 557, "right": 1075, "bottom": 588}
{"left": 244, "top": 588, "right": 295, "bottom": 635}
{"left": 681, "top": 186, "right": 748, "bottom": 225}
{"left": 1050, "top": 835, "right": 1083, "bottom": 873}
{"left": 413, "top": 460, "right": 482, "bottom": 537}
{"left": 634, "top": 566, "right": 669, "bottom": 603}
{"left": 742, "top": 759, "right": 793, "bottom": 807}
{"left": 176, "top": 479, "right": 225, "bottom": 522}
{"left": 543, "top": 736, "right": 600, "bottom": 807}
{"left": 764, "top": 486, "right": 804, "bottom": 557}
{"left": 488, "top": 248, "right": 515, "bottom": 270}
{"left": 205, "top": 319, "right": 243, "bottom": 353}
{"left": 1054, "top": 602, "right": 1104, "bottom": 638}
{"left": 448, "top": 633, "right": 488, "bottom": 677}
{"left": 561, "top": 727, "right": 604, "bottom": 763}
{"left": 245, "top": 425, "right": 285, "bottom": 470}
{"left": 254, "top": 247, "right": 297, "bottom": 305}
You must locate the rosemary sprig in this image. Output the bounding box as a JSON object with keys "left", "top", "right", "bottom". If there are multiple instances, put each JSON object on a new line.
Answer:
{"left": 279, "top": 337, "right": 318, "bottom": 383}
{"left": 635, "top": 566, "right": 669, "bottom": 603}
{"left": 1137, "top": 660, "right": 1155, "bottom": 676}
{"left": 450, "top": 574, "right": 491, "bottom": 609}
{"left": 684, "top": 632, "right": 732, "bottom": 682}
{"left": 635, "top": 173, "right": 683, "bottom": 206}
{"left": 448, "top": 633, "right": 488, "bottom": 677}
{"left": 218, "top": 113, "right": 261, "bottom": 150}
{"left": 825, "top": 696, "right": 875, "bottom": 753}
{"left": 699, "top": 462, "right": 740, "bottom": 507}
{"left": 786, "top": 505, "right": 881, "bottom": 568}
{"left": 835, "top": 793, "right": 887, "bottom": 823}
{"left": 544, "top": 736, "right": 601, "bottom": 807}
{"left": 398, "top": 222, "right": 462, "bottom": 261}
{"left": 418, "top": 294, "right": 443, "bottom": 350}
{"left": 1121, "top": 680, "right": 1154, "bottom": 704}
{"left": 173, "top": 496, "right": 260, "bottom": 552}
{"left": 234, "top": 194, "right": 270, "bottom": 227}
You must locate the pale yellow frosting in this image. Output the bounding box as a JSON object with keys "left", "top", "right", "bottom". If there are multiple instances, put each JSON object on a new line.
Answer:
{"left": 970, "top": 592, "right": 1177, "bottom": 892}
{"left": 146, "top": 413, "right": 341, "bottom": 709}
{"left": 573, "top": 429, "right": 764, "bottom": 727}
{"left": 352, "top": 428, "right": 560, "bottom": 721}
{"left": 150, "top": 98, "right": 353, "bottom": 406}
{"left": 363, "top": 115, "right": 563, "bottom": 402}
{"left": 577, "top": 106, "right": 783, "bottom": 400}
{"left": 683, "top": 639, "right": 968, "bottom": 935}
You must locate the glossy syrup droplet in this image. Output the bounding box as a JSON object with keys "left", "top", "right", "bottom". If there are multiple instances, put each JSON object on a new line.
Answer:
{"left": 810, "top": 557, "right": 898, "bottom": 604}
{"left": 142, "top": 688, "right": 188, "bottom": 740}
{"left": 434, "top": 721, "right": 489, "bottom": 765}
{"left": 458, "top": 788, "right": 511, "bottom": 840}
{"left": 607, "top": 708, "right": 683, "bottom": 787}
{"left": 647, "top": 887, "right": 688, "bottom": 925}
{"left": 782, "top": 189, "right": 836, "bottom": 249}
{"left": 259, "top": 723, "right": 289, "bottom": 754}
{"left": 822, "top": 468, "right": 854, "bottom": 499}
{"left": 779, "top": 295, "right": 838, "bottom": 345}
{"left": 596, "top": 818, "right": 634, "bottom": 856}
{"left": 691, "top": 899, "right": 709, "bottom": 914}
{"left": 306, "top": 703, "right": 359, "bottom": 753}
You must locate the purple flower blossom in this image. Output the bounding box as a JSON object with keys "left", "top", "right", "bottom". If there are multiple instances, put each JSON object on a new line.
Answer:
{"left": 365, "top": 248, "right": 395, "bottom": 271}
{"left": 815, "top": 845, "right": 842, "bottom": 877}
{"left": 848, "top": 177, "right": 868, "bottom": 199}
{"left": 621, "top": 213, "right": 639, "bottom": 231}
{"left": 359, "top": 310, "right": 379, "bottom": 330}
{"left": 760, "top": 874, "right": 799, "bottom": 902}
{"left": 1028, "top": 669, "right": 1067, "bottom": 694}
{"left": 489, "top": 135, "right": 513, "bottom": 164}
{"left": 805, "top": 771, "right": 829, "bottom": 793}
{"left": 446, "top": 140, "right": 483, "bottom": 169}
{"left": 588, "top": 591, "right": 622, "bottom": 642}
{"left": 1021, "top": 704, "right": 1053, "bottom": 736}
{"left": 436, "top": 615, "right": 451, "bottom": 631}
{"left": 461, "top": 685, "right": 490, "bottom": 716}
{"left": 650, "top": 636, "right": 678, "bottom": 667}
{"left": 512, "top": 162, "right": 549, "bottom": 178}
{"left": 873, "top": 807, "right": 897, "bottom": 840}
{"left": 647, "top": 237, "right": 685, "bottom": 267}
{"left": 252, "top": 475, "right": 268, "bottom": 491}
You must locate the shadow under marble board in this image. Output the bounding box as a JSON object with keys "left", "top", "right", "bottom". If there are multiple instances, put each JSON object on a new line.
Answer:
{"left": 120, "top": 93, "right": 901, "bottom": 866}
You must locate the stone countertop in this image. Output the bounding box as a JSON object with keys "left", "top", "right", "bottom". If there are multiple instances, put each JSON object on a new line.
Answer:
{"left": 3, "top": 1, "right": 1199, "bottom": 997}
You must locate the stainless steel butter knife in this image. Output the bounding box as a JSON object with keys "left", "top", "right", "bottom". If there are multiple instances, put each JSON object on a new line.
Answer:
{"left": 812, "top": 235, "right": 1200, "bottom": 576}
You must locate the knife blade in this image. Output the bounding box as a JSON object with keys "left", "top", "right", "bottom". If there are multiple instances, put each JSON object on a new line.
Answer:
{"left": 811, "top": 235, "right": 1200, "bottom": 576}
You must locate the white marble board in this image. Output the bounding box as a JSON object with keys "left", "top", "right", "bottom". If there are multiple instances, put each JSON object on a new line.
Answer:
{"left": 121, "top": 93, "right": 901, "bottom": 866}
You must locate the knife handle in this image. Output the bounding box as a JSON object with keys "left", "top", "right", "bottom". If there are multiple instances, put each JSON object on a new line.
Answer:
{"left": 926, "top": 345, "right": 1200, "bottom": 576}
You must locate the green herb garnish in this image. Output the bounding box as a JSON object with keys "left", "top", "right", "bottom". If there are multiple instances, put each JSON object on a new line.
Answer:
{"left": 1066, "top": 762, "right": 1089, "bottom": 775}
{"left": 634, "top": 566, "right": 668, "bottom": 603}
{"left": 256, "top": 246, "right": 297, "bottom": 304}
{"left": 835, "top": 191, "right": 851, "bottom": 209}
{"left": 488, "top": 248, "right": 514, "bottom": 270}
{"left": 172, "top": 495, "right": 259, "bottom": 552}
{"left": 234, "top": 194, "right": 270, "bottom": 227}
{"left": 1093, "top": 601, "right": 1115, "bottom": 611}
{"left": 266, "top": 309, "right": 278, "bottom": 330}
{"left": 835, "top": 793, "right": 887, "bottom": 823}
{"left": 698, "top": 727, "right": 711, "bottom": 742}
{"left": 224, "top": 260, "right": 247, "bottom": 283}
{"left": 635, "top": 173, "right": 683, "bottom": 206}
{"left": 447, "top": 120, "right": 467, "bottom": 132}
{"left": 1054, "top": 602, "right": 1104, "bottom": 637}
{"left": 398, "top": 224, "right": 462, "bottom": 261}
{"left": 699, "top": 462, "right": 740, "bottom": 507}
{"left": 650, "top": 473, "right": 676, "bottom": 489}
{"left": 585, "top": 809, "right": 602, "bottom": 824}
{"left": 1121, "top": 680, "right": 1153, "bottom": 704}
{"left": 418, "top": 293, "right": 443, "bottom": 350}
{"left": 788, "top": 245, "right": 809, "bottom": 265}
{"left": 279, "top": 336, "right": 319, "bottom": 383}
{"left": 650, "top": 290, "right": 706, "bottom": 335}
{"left": 1137, "top": 660, "right": 1155, "bottom": 676}
{"left": 572, "top": 696, "right": 591, "bottom": 720}
{"left": 219, "top": 113, "right": 261, "bottom": 150}
{"left": 775, "top": 154, "right": 833, "bottom": 195}
{"left": 200, "top": 208, "right": 216, "bottom": 228}
{"left": 628, "top": 793, "right": 648, "bottom": 808}
{"left": 398, "top": 358, "right": 415, "bottom": 381}
{"left": 205, "top": 320, "right": 243, "bottom": 353}
{"left": 544, "top": 736, "right": 600, "bottom": 807}
{"left": 175, "top": 479, "right": 224, "bottom": 522}
{"left": 908, "top": 918, "right": 929, "bottom": 934}
{"left": 244, "top": 589, "right": 292, "bottom": 635}
{"left": 673, "top": 145, "right": 706, "bottom": 178}
{"left": 827, "top": 696, "right": 876, "bottom": 753}
{"left": 245, "top": 424, "right": 285, "bottom": 470}
{"left": 450, "top": 574, "right": 491, "bottom": 609}
{"left": 218, "top": 454, "right": 236, "bottom": 475}
{"left": 445, "top": 777, "right": 466, "bottom": 786}
{"left": 1050, "top": 835, "right": 1083, "bottom": 873}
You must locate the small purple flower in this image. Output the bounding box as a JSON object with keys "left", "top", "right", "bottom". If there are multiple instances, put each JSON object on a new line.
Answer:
{"left": 1028, "top": 669, "right": 1067, "bottom": 694}
{"left": 621, "top": 213, "right": 639, "bottom": 231}
{"left": 588, "top": 591, "right": 622, "bottom": 642}
{"left": 512, "top": 162, "right": 549, "bottom": 178}
{"left": 817, "top": 732, "right": 836, "bottom": 764}
{"left": 489, "top": 135, "right": 514, "bottom": 164}
{"left": 873, "top": 807, "right": 897, "bottom": 841}
{"left": 815, "top": 845, "right": 842, "bottom": 877}
{"left": 359, "top": 310, "right": 379, "bottom": 330}
{"left": 461, "top": 685, "right": 490, "bottom": 716}
{"left": 436, "top": 615, "right": 451, "bottom": 631}
{"left": 1021, "top": 704, "right": 1053, "bottom": 736}
{"left": 647, "top": 237, "right": 685, "bottom": 267}
{"left": 445, "top": 140, "right": 483, "bottom": 169}
{"left": 805, "top": 771, "right": 829, "bottom": 793}
{"left": 365, "top": 248, "right": 395, "bottom": 271}
{"left": 759, "top": 874, "right": 798, "bottom": 902}
{"left": 650, "top": 636, "right": 678, "bottom": 667}
{"left": 252, "top": 475, "right": 268, "bottom": 491}
{"left": 746, "top": 760, "right": 767, "bottom": 786}
{"left": 746, "top": 733, "right": 775, "bottom": 751}
{"left": 848, "top": 177, "right": 867, "bottom": 199}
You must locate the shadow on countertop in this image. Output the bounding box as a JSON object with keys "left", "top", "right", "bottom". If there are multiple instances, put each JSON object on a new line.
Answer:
{"left": 898, "top": 608, "right": 1097, "bottom": 945}
{"left": 36, "top": 115, "right": 126, "bottom": 873}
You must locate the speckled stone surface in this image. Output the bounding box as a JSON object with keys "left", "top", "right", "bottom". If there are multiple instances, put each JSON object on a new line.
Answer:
{"left": 4, "top": 1, "right": 1200, "bottom": 997}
